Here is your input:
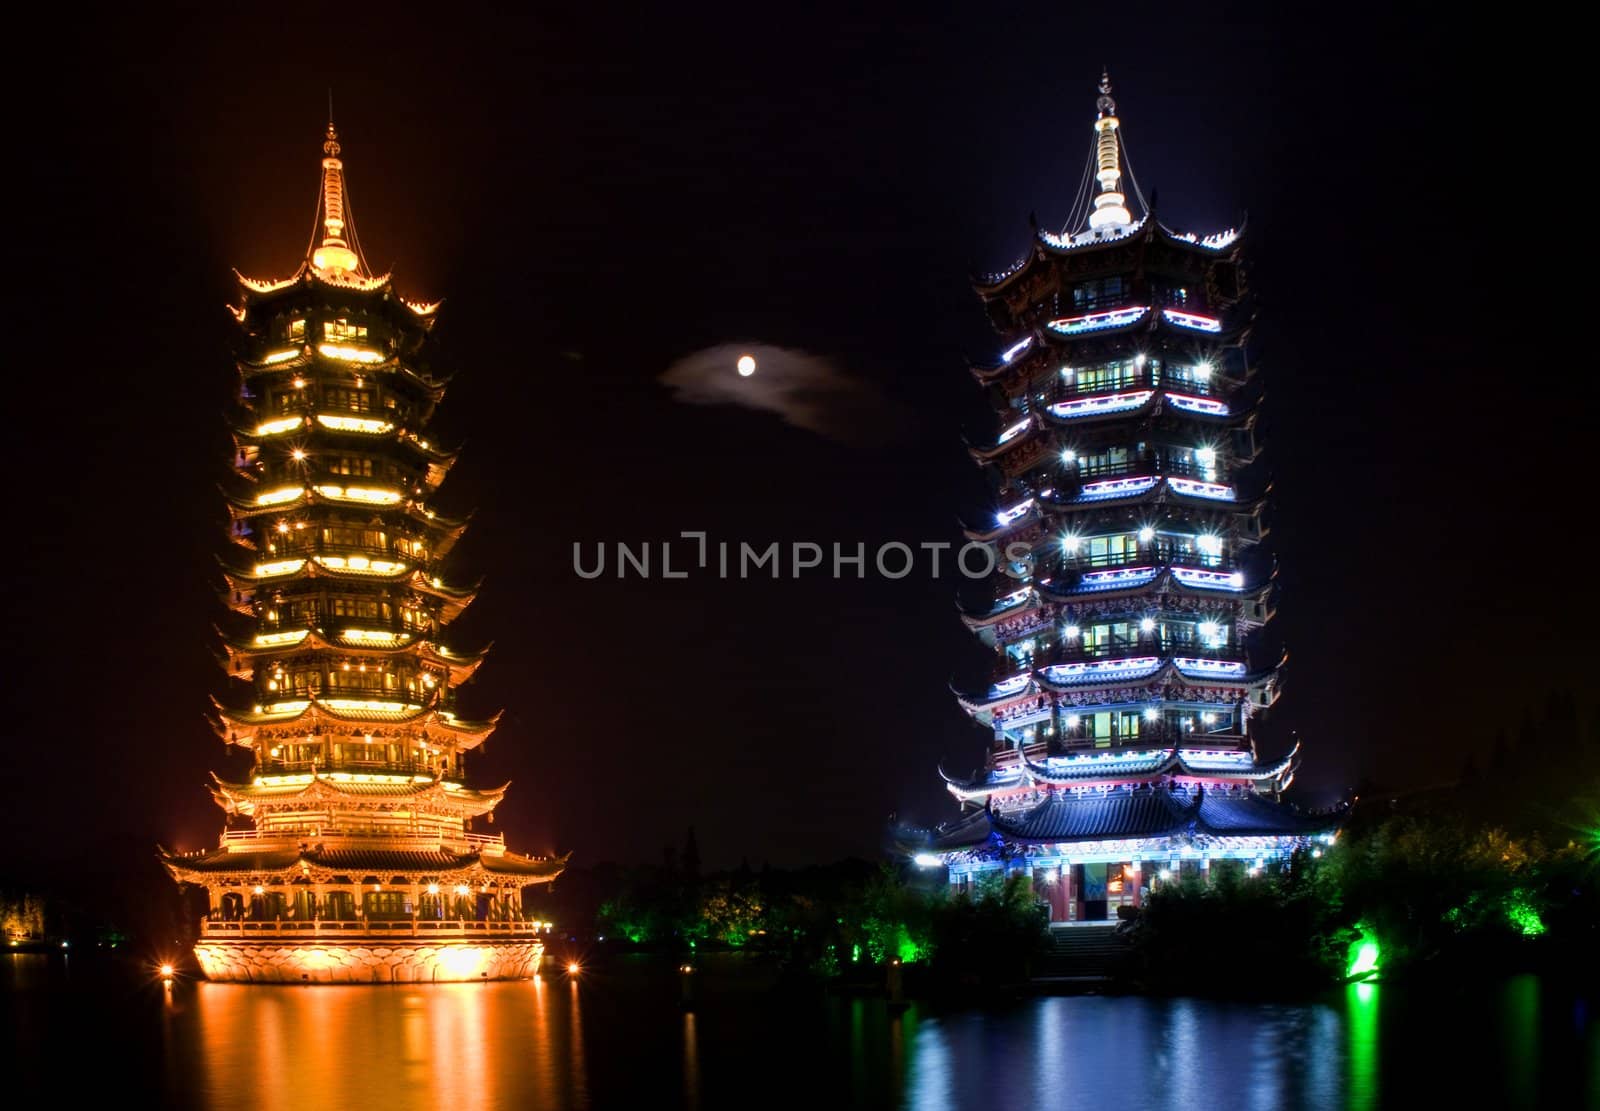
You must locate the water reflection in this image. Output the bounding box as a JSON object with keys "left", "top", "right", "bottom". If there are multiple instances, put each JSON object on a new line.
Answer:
{"left": 909, "top": 993, "right": 1354, "bottom": 1111}
{"left": 1346, "top": 982, "right": 1378, "bottom": 1111}
{"left": 182, "top": 977, "right": 590, "bottom": 1110}
{"left": 4, "top": 954, "right": 1575, "bottom": 1111}
{"left": 1501, "top": 975, "right": 1539, "bottom": 1111}
{"left": 683, "top": 1011, "right": 700, "bottom": 1109}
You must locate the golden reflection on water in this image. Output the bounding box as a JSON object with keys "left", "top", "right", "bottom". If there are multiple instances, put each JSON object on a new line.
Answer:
{"left": 683, "top": 1010, "right": 700, "bottom": 1110}
{"left": 185, "top": 976, "right": 588, "bottom": 1111}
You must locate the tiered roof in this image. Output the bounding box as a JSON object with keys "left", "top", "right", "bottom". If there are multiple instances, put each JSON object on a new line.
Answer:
{"left": 924, "top": 783, "right": 1331, "bottom": 854}
{"left": 912, "top": 74, "right": 1316, "bottom": 863}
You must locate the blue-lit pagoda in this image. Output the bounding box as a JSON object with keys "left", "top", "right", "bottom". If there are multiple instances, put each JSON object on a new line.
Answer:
{"left": 908, "top": 75, "right": 1332, "bottom": 919}
{"left": 159, "top": 121, "right": 565, "bottom": 981}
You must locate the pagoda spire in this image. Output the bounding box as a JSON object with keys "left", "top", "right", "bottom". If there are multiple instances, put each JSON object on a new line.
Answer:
{"left": 311, "top": 117, "right": 362, "bottom": 275}
{"left": 1088, "top": 69, "right": 1133, "bottom": 232}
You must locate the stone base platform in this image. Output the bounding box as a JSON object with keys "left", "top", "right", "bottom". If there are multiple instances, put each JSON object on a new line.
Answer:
{"left": 194, "top": 938, "right": 545, "bottom": 983}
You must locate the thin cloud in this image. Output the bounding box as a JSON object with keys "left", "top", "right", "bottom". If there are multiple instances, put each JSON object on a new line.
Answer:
{"left": 660, "top": 343, "right": 890, "bottom": 440}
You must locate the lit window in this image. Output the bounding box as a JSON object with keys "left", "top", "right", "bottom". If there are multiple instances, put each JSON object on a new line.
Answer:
{"left": 324, "top": 318, "right": 369, "bottom": 342}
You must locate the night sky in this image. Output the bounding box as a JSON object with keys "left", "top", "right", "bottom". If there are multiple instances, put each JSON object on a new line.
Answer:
{"left": 6, "top": 6, "right": 1586, "bottom": 880}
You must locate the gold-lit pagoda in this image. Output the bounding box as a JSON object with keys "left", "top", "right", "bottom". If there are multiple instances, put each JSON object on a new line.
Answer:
{"left": 160, "top": 121, "right": 565, "bottom": 983}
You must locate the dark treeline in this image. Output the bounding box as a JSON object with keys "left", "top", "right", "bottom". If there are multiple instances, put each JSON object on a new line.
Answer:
{"left": 531, "top": 694, "right": 1598, "bottom": 995}
{"left": 6, "top": 695, "right": 1595, "bottom": 995}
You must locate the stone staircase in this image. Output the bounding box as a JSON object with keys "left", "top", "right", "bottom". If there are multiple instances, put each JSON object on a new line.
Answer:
{"left": 1033, "top": 924, "right": 1129, "bottom": 983}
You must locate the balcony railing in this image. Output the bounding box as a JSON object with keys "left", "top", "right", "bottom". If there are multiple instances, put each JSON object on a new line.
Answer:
{"left": 1042, "top": 639, "right": 1239, "bottom": 665}
{"left": 254, "top": 759, "right": 444, "bottom": 778}
{"left": 200, "top": 919, "right": 543, "bottom": 938}
{"left": 218, "top": 828, "right": 504, "bottom": 853}
{"left": 1058, "top": 543, "right": 1236, "bottom": 574}
{"left": 1042, "top": 370, "right": 1222, "bottom": 405}
{"left": 1051, "top": 726, "right": 1249, "bottom": 752}
{"left": 1065, "top": 458, "right": 1223, "bottom": 484}
{"left": 990, "top": 728, "right": 1250, "bottom": 763}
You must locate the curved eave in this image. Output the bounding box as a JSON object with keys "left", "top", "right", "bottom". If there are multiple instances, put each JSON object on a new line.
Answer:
{"left": 1036, "top": 312, "right": 1250, "bottom": 351}
{"left": 219, "top": 632, "right": 486, "bottom": 684}
{"left": 956, "top": 592, "right": 1038, "bottom": 628}
{"left": 953, "top": 678, "right": 1039, "bottom": 713}
{"left": 480, "top": 850, "right": 570, "bottom": 881}
{"left": 230, "top": 421, "right": 461, "bottom": 468}
{"left": 209, "top": 772, "right": 506, "bottom": 815}
{"left": 220, "top": 558, "right": 415, "bottom": 591}
{"left": 1038, "top": 392, "right": 1162, "bottom": 429}
{"left": 1038, "top": 569, "right": 1166, "bottom": 602}
{"left": 431, "top": 710, "right": 503, "bottom": 739}
{"left": 1165, "top": 487, "right": 1266, "bottom": 513}
{"left": 1177, "top": 741, "right": 1300, "bottom": 785}
{"left": 970, "top": 246, "right": 1041, "bottom": 295}
{"left": 938, "top": 762, "right": 1025, "bottom": 801}
{"left": 1035, "top": 659, "right": 1167, "bottom": 692}
{"left": 1022, "top": 750, "right": 1176, "bottom": 784}
{"left": 410, "top": 506, "right": 471, "bottom": 537}
{"left": 161, "top": 845, "right": 564, "bottom": 884}
{"left": 1165, "top": 568, "right": 1266, "bottom": 599}
{"left": 412, "top": 575, "right": 481, "bottom": 619}
{"left": 971, "top": 217, "right": 1161, "bottom": 296}
{"left": 213, "top": 703, "right": 502, "bottom": 744}
{"left": 960, "top": 508, "right": 1040, "bottom": 544}
{"left": 1038, "top": 485, "right": 1161, "bottom": 513}
{"left": 1159, "top": 398, "right": 1258, "bottom": 428}
{"left": 967, "top": 423, "right": 1038, "bottom": 461}
{"left": 1153, "top": 220, "right": 1246, "bottom": 258}
{"left": 235, "top": 263, "right": 397, "bottom": 298}
{"left": 1030, "top": 655, "right": 1275, "bottom": 694}
{"left": 215, "top": 696, "right": 435, "bottom": 730}
{"left": 236, "top": 349, "right": 313, "bottom": 374}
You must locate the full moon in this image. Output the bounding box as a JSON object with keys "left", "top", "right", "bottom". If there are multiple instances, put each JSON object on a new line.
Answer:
{"left": 736, "top": 354, "right": 756, "bottom": 377}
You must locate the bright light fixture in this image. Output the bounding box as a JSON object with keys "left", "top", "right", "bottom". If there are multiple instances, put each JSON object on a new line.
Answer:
{"left": 737, "top": 354, "right": 756, "bottom": 376}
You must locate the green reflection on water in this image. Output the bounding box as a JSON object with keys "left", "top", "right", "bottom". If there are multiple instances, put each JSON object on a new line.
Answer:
{"left": 1501, "top": 974, "right": 1539, "bottom": 1111}
{"left": 1347, "top": 981, "right": 1378, "bottom": 1111}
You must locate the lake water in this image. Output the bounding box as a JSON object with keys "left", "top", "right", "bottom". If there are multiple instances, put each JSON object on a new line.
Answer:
{"left": 4, "top": 954, "right": 1595, "bottom": 1109}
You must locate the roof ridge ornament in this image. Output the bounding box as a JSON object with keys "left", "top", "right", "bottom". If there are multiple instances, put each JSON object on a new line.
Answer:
{"left": 312, "top": 115, "right": 363, "bottom": 276}
{"left": 1088, "top": 69, "right": 1133, "bottom": 233}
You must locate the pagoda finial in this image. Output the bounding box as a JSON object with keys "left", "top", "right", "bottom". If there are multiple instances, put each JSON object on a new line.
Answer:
{"left": 1088, "top": 69, "right": 1132, "bottom": 233}
{"left": 312, "top": 109, "right": 361, "bottom": 276}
